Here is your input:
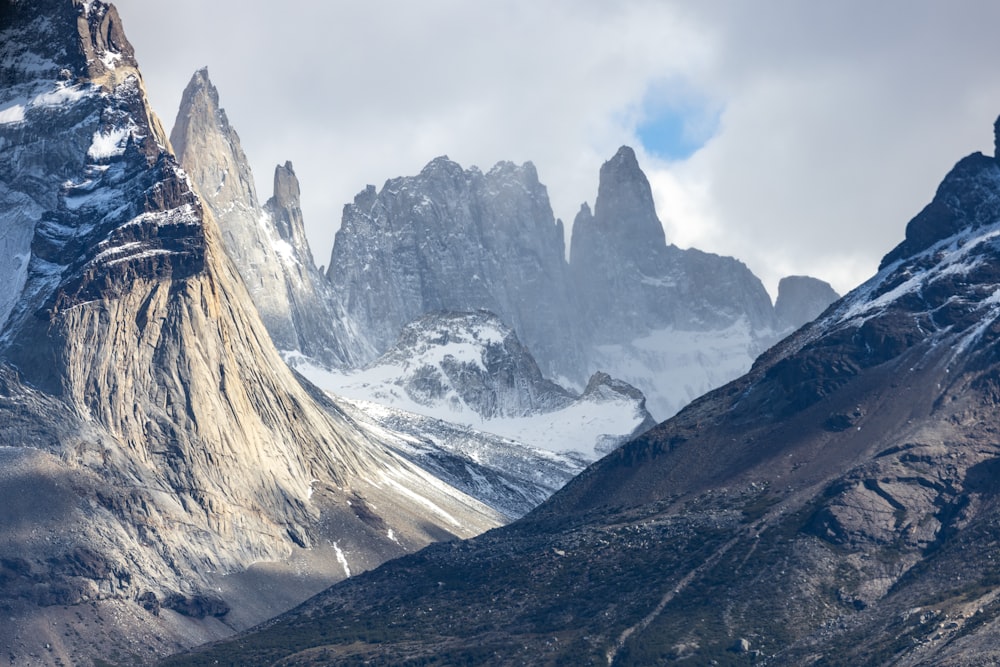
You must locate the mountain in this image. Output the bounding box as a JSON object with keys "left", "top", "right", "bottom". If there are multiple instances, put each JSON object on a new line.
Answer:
{"left": 774, "top": 274, "right": 840, "bottom": 331}
{"left": 166, "top": 119, "right": 1000, "bottom": 666}
{"left": 570, "top": 146, "right": 777, "bottom": 337}
{"left": 292, "top": 310, "right": 656, "bottom": 459}
{"left": 328, "top": 147, "right": 838, "bottom": 419}
{"left": 569, "top": 146, "right": 786, "bottom": 418}
{"left": 0, "top": 3, "right": 502, "bottom": 664}
{"left": 169, "top": 68, "right": 372, "bottom": 367}
{"left": 328, "top": 155, "right": 584, "bottom": 381}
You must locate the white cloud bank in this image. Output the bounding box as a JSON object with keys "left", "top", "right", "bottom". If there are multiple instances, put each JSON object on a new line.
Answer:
{"left": 113, "top": 0, "right": 1000, "bottom": 297}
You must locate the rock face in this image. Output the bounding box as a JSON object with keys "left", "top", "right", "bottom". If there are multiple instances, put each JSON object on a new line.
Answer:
{"left": 774, "top": 274, "right": 840, "bottom": 331}
{"left": 569, "top": 146, "right": 786, "bottom": 417}
{"left": 346, "top": 310, "right": 576, "bottom": 420}
{"left": 173, "top": 118, "right": 1000, "bottom": 667}
{"left": 0, "top": 3, "right": 500, "bottom": 664}
{"left": 570, "top": 146, "right": 776, "bottom": 339}
{"left": 296, "top": 310, "right": 657, "bottom": 460}
{"left": 169, "top": 68, "right": 371, "bottom": 367}
{"left": 328, "top": 146, "right": 838, "bottom": 419}
{"left": 328, "top": 156, "right": 582, "bottom": 380}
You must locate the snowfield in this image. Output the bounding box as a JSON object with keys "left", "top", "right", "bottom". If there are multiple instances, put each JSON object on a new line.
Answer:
{"left": 290, "top": 351, "right": 649, "bottom": 461}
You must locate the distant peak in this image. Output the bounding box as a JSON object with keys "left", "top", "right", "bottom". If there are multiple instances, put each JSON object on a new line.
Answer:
{"left": 419, "top": 155, "right": 466, "bottom": 179}
{"left": 574, "top": 202, "right": 593, "bottom": 223}
{"left": 608, "top": 145, "right": 639, "bottom": 168}
{"left": 178, "top": 67, "right": 220, "bottom": 111}
{"left": 590, "top": 144, "right": 665, "bottom": 248}
{"left": 272, "top": 161, "right": 300, "bottom": 205}
{"left": 994, "top": 114, "right": 1000, "bottom": 159}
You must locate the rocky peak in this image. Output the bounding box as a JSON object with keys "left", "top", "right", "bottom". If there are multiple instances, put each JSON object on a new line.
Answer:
{"left": 592, "top": 145, "right": 667, "bottom": 251}
{"left": 178, "top": 111, "right": 1000, "bottom": 667}
{"left": 879, "top": 151, "right": 1000, "bottom": 269}
{"left": 266, "top": 161, "right": 309, "bottom": 254}
{"left": 328, "top": 154, "right": 581, "bottom": 379}
{"left": 170, "top": 67, "right": 259, "bottom": 212}
{"left": 0, "top": 5, "right": 499, "bottom": 661}
{"left": 271, "top": 160, "right": 301, "bottom": 213}
{"left": 568, "top": 145, "right": 668, "bottom": 292}
{"left": 75, "top": 0, "right": 136, "bottom": 82}
{"left": 170, "top": 69, "right": 373, "bottom": 367}
{"left": 774, "top": 275, "right": 840, "bottom": 331}
{"left": 419, "top": 154, "right": 468, "bottom": 182}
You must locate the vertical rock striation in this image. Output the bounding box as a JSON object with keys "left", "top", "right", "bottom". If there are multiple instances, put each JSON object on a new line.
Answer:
{"left": 328, "top": 156, "right": 583, "bottom": 380}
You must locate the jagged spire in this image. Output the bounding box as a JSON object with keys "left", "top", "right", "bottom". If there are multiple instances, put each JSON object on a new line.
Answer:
{"left": 993, "top": 114, "right": 1000, "bottom": 159}
{"left": 592, "top": 146, "right": 666, "bottom": 251}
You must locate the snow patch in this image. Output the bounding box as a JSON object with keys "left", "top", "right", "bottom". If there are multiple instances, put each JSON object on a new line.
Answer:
{"left": 100, "top": 51, "right": 122, "bottom": 71}
{"left": 332, "top": 542, "right": 351, "bottom": 577}
{"left": 0, "top": 103, "right": 26, "bottom": 125}
{"left": 32, "top": 83, "right": 91, "bottom": 107}
{"left": 87, "top": 128, "right": 129, "bottom": 159}
{"left": 273, "top": 238, "right": 298, "bottom": 264}
{"left": 0, "top": 84, "right": 94, "bottom": 126}
{"left": 292, "top": 354, "right": 648, "bottom": 460}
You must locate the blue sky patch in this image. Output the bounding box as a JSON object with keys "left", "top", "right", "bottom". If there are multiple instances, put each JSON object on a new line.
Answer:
{"left": 635, "top": 83, "right": 721, "bottom": 162}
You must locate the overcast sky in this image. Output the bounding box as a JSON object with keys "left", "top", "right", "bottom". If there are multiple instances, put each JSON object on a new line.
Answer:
{"left": 112, "top": 0, "right": 1000, "bottom": 298}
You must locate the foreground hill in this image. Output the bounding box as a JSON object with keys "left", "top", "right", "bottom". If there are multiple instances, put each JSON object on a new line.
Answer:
{"left": 167, "top": 118, "right": 1000, "bottom": 666}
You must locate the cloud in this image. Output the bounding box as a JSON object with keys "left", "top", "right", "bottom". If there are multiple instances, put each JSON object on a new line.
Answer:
{"left": 113, "top": 0, "right": 1000, "bottom": 297}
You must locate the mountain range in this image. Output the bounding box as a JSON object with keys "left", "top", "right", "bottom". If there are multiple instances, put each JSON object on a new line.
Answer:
{"left": 169, "top": 115, "right": 1000, "bottom": 666}
{"left": 0, "top": 2, "right": 861, "bottom": 666}
{"left": 328, "top": 142, "right": 839, "bottom": 419}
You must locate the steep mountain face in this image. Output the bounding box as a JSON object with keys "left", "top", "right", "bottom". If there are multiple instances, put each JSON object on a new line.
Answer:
{"left": 328, "top": 147, "right": 837, "bottom": 420}
{"left": 328, "top": 156, "right": 583, "bottom": 380}
{"left": 774, "top": 274, "right": 840, "bottom": 331}
{"left": 570, "top": 146, "right": 788, "bottom": 418}
{"left": 0, "top": 3, "right": 500, "bottom": 664}
{"left": 170, "top": 120, "right": 1000, "bottom": 667}
{"left": 570, "top": 146, "right": 776, "bottom": 338}
{"left": 169, "top": 68, "right": 371, "bottom": 367}
{"left": 292, "top": 310, "right": 656, "bottom": 459}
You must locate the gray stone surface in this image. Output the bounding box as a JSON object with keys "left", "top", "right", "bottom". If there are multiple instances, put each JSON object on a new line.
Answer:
{"left": 328, "top": 156, "right": 583, "bottom": 380}
{"left": 774, "top": 275, "right": 840, "bottom": 331}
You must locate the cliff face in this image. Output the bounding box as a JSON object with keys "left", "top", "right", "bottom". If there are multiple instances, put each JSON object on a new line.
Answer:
{"left": 0, "top": 3, "right": 499, "bottom": 663}
{"left": 169, "top": 68, "right": 372, "bottom": 367}
{"left": 774, "top": 274, "right": 840, "bottom": 331}
{"left": 328, "top": 156, "right": 582, "bottom": 380}
{"left": 327, "top": 147, "right": 837, "bottom": 419}
{"left": 569, "top": 146, "right": 777, "bottom": 340}
{"left": 567, "top": 147, "right": 785, "bottom": 417}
